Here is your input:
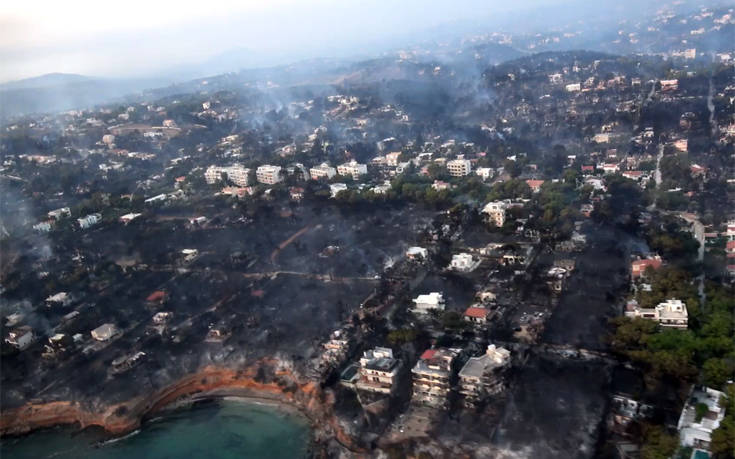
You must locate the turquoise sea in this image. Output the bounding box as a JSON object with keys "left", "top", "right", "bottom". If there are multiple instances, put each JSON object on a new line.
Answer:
{"left": 0, "top": 400, "right": 310, "bottom": 459}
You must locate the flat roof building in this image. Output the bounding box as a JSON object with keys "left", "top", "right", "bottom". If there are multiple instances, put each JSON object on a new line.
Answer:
{"left": 450, "top": 253, "right": 480, "bottom": 272}
{"left": 309, "top": 162, "right": 336, "bottom": 180}
{"left": 412, "top": 292, "right": 445, "bottom": 314}
{"left": 411, "top": 348, "right": 460, "bottom": 408}
{"left": 337, "top": 160, "right": 367, "bottom": 178}
{"left": 677, "top": 386, "right": 725, "bottom": 452}
{"left": 482, "top": 201, "right": 509, "bottom": 227}
{"left": 458, "top": 344, "right": 511, "bottom": 406}
{"left": 256, "top": 165, "right": 283, "bottom": 185}
{"left": 356, "top": 347, "right": 400, "bottom": 394}
{"left": 447, "top": 159, "right": 472, "bottom": 177}
{"left": 205, "top": 164, "right": 251, "bottom": 187}
{"left": 625, "top": 298, "right": 688, "bottom": 329}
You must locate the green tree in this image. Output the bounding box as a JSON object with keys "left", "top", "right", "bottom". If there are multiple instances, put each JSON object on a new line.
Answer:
{"left": 640, "top": 425, "right": 678, "bottom": 459}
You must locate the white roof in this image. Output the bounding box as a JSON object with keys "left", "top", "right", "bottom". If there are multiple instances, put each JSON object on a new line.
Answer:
{"left": 413, "top": 292, "right": 444, "bottom": 305}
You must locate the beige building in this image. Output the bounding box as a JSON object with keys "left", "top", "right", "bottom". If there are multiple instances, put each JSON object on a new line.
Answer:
{"left": 411, "top": 348, "right": 460, "bottom": 408}
{"left": 447, "top": 159, "right": 472, "bottom": 177}
{"left": 482, "top": 201, "right": 509, "bottom": 227}
{"left": 458, "top": 344, "right": 511, "bottom": 406}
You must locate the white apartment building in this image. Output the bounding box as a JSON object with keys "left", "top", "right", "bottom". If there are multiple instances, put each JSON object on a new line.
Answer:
{"left": 204, "top": 165, "right": 251, "bottom": 187}
{"left": 450, "top": 253, "right": 481, "bottom": 272}
{"left": 482, "top": 201, "right": 509, "bottom": 227}
{"left": 337, "top": 160, "right": 367, "bottom": 178}
{"left": 447, "top": 159, "right": 472, "bottom": 177}
{"left": 458, "top": 344, "right": 511, "bottom": 406}
{"left": 625, "top": 298, "right": 688, "bottom": 329}
{"left": 77, "top": 213, "right": 101, "bottom": 230}
{"left": 677, "top": 386, "right": 726, "bottom": 451}
{"left": 412, "top": 292, "right": 445, "bottom": 314}
{"left": 256, "top": 165, "right": 283, "bottom": 184}
{"left": 309, "top": 162, "right": 336, "bottom": 180}
{"left": 356, "top": 347, "right": 400, "bottom": 394}
{"left": 411, "top": 348, "right": 460, "bottom": 408}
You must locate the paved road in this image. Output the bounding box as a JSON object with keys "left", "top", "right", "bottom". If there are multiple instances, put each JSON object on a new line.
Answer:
{"left": 678, "top": 212, "right": 706, "bottom": 304}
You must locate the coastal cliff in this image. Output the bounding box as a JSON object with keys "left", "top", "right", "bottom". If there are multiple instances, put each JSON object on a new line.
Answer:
{"left": 0, "top": 362, "right": 363, "bottom": 455}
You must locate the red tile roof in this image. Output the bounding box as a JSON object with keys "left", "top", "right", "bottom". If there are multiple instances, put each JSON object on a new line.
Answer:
{"left": 420, "top": 349, "right": 437, "bottom": 360}
{"left": 464, "top": 307, "right": 488, "bottom": 318}
{"left": 146, "top": 291, "right": 166, "bottom": 302}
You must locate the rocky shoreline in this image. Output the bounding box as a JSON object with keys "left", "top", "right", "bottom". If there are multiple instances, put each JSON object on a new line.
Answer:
{"left": 0, "top": 363, "right": 363, "bottom": 456}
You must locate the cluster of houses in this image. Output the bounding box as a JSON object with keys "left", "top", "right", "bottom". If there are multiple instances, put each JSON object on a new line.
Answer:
{"left": 626, "top": 254, "right": 690, "bottom": 329}
{"left": 610, "top": 385, "right": 727, "bottom": 459}
{"left": 343, "top": 344, "right": 511, "bottom": 409}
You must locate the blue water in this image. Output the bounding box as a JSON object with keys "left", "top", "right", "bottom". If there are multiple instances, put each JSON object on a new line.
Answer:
{"left": 0, "top": 400, "right": 310, "bottom": 459}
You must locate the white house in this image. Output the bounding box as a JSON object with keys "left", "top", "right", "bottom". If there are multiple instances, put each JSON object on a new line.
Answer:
{"left": 677, "top": 386, "right": 726, "bottom": 451}
{"left": 450, "top": 253, "right": 481, "bottom": 272}
{"left": 625, "top": 298, "right": 688, "bottom": 329}
{"left": 412, "top": 292, "right": 445, "bottom": 314}
{"left": 309, "top": 162, "right": 336, "bottom": 180}
{"left": 256, "top": 165, "right": 283, "bottom": 185}
{"left": 329, "top": 183, "right": 348, "bottom": 198}
{"left": 337, "top": 160, "right": 367, "bottom": 178}
{"left": 46, "top": 292, "right": 72, "bottom": 307}
{"left": 475, "top": 167, "right": 494, "bottom": 180}
{"left": 406, "top": 247, "right": 428, "bottom": 260}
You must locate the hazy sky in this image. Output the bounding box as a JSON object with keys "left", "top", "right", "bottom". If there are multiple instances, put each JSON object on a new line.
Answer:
{"left": 0, "top": 0, "right": 554, "bottom": 83}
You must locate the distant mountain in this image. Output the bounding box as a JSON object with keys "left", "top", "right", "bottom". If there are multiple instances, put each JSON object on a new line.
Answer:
{"left": 0, "top": 73, "right": 94, "bottom": 91}
{"left": 0, "top": 75, "right": 173, "bottom": 121}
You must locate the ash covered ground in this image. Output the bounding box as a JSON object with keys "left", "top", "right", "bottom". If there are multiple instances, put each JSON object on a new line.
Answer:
{"left": 1, "top": 202, "right": 435, "bottom": 407}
